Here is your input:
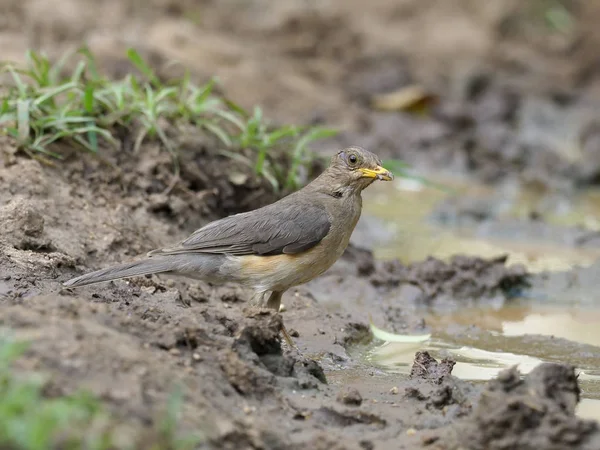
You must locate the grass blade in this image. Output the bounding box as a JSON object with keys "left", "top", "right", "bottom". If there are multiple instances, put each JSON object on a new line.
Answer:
{"left": 7, "top": 67, "right": 28, "bottom": 97}
{"left": 16, "top": 99, "right": 30, "bottom": 144}
{"left": 202, "top": 121, "right": 232, "bottom": 147}
{"left": 127, "top": 48, "right": 160, "bottom": 87}
{"left": 33, "top": 82, "right": 77, "bottom": 107}
{"left": 223, "top": 97, "right": 249, "bottom": 118}
{"left": 285, "top": 127, "right": 338, "bottom": 188}
{"left": 254, "top": 147, "right": 267, "bottom": 175}
{"left": 78, "top": 46, "right": 100, "bottom": 80}
{"left": 83, "top": 84, "right": 95, "bottom": 114}
{"left": 0, "top": 47, "right": 337, "bottom": 191}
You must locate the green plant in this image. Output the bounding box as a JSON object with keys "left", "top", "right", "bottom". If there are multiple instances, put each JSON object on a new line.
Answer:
{"left": 0, "top": 336, "right": 113, "bottom": 449}
{"left": 152, "top": 385, "right": 202, "bottom": 450}
{"left": 0, "top": 334, "right": 201, "bottom": 450}
{"left": 219, "top": 105, "right": 337, "bottom": 190}
{"left": 0, "top": 48, "right": 337, "bottom": 192}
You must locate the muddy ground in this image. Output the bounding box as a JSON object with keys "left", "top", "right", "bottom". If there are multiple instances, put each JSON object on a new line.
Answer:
{"left": 2, "top": 0, "right": 600, "bottom": 449}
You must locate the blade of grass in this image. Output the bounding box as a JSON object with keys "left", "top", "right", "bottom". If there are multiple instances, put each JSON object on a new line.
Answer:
{"left": 285, "top": 127, "right": 338, "bottom": 189}
{"left": 217, "top": 149, "right": 253, "bottom": 168}
{"left": 127, "top": 48, "right": 160, "bottom": 88}
{"left": 223, "top": 97, "right": 249, "bottom": 118}
{"left": 33, "top": 82, "right": 78, "bottom": 107}
{"left": 202, "top": 121, "right": 232, "bottom": 147}
{"left": 7, "top": 67, "right": 28, "bottom": 97}
{"left": 16, "top": 99, "right": 30, "bottom": 144}
{"left": 70, "top": 60, "right": 88, "bottom": 85}
{"left": 77, "top": 46, "right": 100, "bottom": 80}
{"left": 261, "top": 165, "right": 280, "bottom": 192}
{"left": 83, "top": 84, "right": 95, "bottom": 114}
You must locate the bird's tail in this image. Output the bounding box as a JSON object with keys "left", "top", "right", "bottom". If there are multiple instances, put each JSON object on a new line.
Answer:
{"left": 63, "top": 252, "right": 230, "bottom": 288}
{"left": 63, "top": 258, "right": 177, "bottom": 288}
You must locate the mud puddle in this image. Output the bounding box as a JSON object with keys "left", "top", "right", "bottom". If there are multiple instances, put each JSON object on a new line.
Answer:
{"left": 349, "top": 177, "right": 600, "bottom": 424}
{"left": 358, "top": 302, "right": 600, "bottom": 422}
{"left": 362, "top": 176, "right": 600, "bottom": 272}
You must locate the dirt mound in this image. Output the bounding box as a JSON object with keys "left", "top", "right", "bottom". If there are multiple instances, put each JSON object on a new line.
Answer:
{"left": 427, "top": 364, "right": 600, "bottom": 450}
{"left": 371, "top": 254, "right": 529, "bottom": 302}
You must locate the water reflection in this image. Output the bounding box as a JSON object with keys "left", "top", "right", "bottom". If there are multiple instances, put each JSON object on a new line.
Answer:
{"left": 501, "top": 307, "right": 600, "bottom": 347}
{"left": 578, "top": 399, "right": 600, "bottom": 422}
{"left": 366, "top": 304, "right": 600, "bottom": 420}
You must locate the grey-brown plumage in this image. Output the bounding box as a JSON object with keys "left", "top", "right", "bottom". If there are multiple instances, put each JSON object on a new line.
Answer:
{"left": 64, "top": 147, "right": 393, "bottom": 341}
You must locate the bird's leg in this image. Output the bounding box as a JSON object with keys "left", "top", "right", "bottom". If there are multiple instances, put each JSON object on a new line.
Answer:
{"left": 266, "top": 290, "right": 283, "bottom": 310}
{"left": 265, "top": 290, "right": 296, "bottom": 349}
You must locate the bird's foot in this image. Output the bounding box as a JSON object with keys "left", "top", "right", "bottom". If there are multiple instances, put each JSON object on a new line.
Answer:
{"left": 280, "top": 324, "right": 298, "bottom": 350}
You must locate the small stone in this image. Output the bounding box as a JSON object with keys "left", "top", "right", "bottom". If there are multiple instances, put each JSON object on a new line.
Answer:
{"left": 389, "top": 386, "right": 399, "bottom": 395}
{"left": 166, "top": 279, "right": 175, "bottom": 288}
{"left": 228, "top": 172, "right": 248, "bottom": 186}
{"left": 192, "top": 353, "right": 201, "bottom": 361}
{"left": 169, "top": 348, "right": 181, "bottom": 356}
{"left": 289, "top": 329, "right": 300, "bottom": 338}
{"left": 141, "top": 286, "right": 156, "bottom": 295}
{"left": 406, "top": 428, "right": 417, "bottom": 436}
{"left": 279, "top": 303, "right": 287, "bottom": 312}
{"left": 336, "top": 387, "right": 363, "bottom": 406}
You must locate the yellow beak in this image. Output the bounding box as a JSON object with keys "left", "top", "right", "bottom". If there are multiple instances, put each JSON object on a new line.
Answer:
{"left": 359, "top": 166, "right": 394, "bottom": 181}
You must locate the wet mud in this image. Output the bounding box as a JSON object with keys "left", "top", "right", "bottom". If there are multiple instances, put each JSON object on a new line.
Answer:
{"left": 3, "top": 0, "right": 600, "bottom": 449}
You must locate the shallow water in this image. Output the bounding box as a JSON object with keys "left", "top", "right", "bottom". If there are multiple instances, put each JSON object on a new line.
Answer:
{"left": 360, "top": 175, "right": 600, "bottom": 421}
{"left": 363, "top": 303, "right": 600, "bottom": 421}
{"left": 363, "top": 175, "right": 600, "bottom": 272}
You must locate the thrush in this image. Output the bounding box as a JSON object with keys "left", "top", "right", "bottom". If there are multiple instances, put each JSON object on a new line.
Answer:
{"left": 63, "top": 146, "right": 393, "bottom": 345}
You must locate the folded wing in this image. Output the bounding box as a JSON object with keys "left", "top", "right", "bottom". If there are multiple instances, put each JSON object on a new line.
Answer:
{"left": 149, "top": 201, "right": 331, "bottom": 257}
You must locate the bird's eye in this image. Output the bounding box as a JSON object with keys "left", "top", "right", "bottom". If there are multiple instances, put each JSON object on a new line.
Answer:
{"left": 348, "top": 153, "right": 358, "bottom": 165}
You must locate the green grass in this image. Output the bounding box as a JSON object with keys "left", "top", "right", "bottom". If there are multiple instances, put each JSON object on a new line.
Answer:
{"left": 0, "top": 48, "right": 337, "bottom": 192}
{"left": 0, "top": 335, "right": 201, "bottom": 450}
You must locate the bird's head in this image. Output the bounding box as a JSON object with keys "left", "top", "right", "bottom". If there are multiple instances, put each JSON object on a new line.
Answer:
{"left": 321, "top": 146, "right": 393, "bottom": 195}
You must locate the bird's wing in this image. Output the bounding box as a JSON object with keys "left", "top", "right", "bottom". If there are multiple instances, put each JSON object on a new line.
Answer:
{"left": 149, "top": 201, "right": 331, "bottom": 257}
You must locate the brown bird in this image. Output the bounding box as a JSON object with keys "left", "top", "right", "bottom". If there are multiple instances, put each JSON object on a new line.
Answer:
{"left": 63, "top": 146, "right": 393, "bottom": 345}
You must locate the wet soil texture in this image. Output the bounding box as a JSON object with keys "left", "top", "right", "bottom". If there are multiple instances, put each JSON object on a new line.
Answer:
{"left": 3, "top": 0, "right": 600, "bottom": 449}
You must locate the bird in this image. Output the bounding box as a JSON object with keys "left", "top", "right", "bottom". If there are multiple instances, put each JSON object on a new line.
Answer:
{"left": 63, "top": 146, "right": 393, "bottom": 346}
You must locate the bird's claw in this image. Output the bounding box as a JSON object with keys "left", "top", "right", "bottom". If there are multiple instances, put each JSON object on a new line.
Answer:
{"left": 280, "top": 325, "right": 298, "bottom": 350}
